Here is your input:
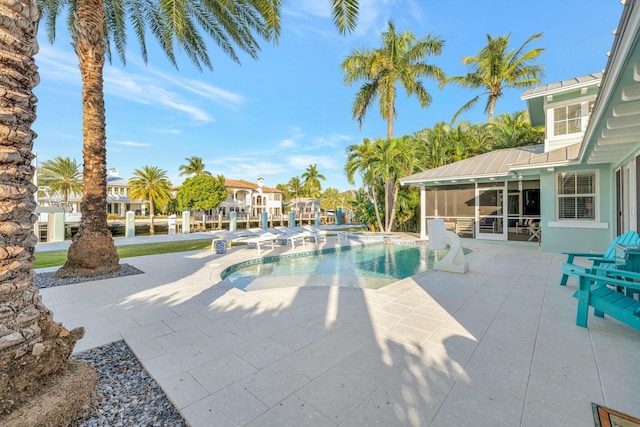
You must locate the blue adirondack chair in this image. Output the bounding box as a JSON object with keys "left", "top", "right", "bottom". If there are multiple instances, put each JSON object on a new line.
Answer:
{"left": 560, "top": 230, "right": 640, "bottom": 286}
{"left": 574, "top": 266, "right": 640, "bottom": 330}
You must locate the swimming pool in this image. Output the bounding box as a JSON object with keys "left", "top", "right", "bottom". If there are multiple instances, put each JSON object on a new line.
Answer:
{"left": 222, "top": 242, "right": 458, "bottom": 291}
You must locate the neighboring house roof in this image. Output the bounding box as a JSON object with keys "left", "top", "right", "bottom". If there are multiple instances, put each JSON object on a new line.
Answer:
{"left": 225, "top": 179, "right": 282, "bottom": 193}
{"left": 106, "top": 176, "right": 129, "bottom": 186}
{"left": 400, "top": 145, "right": 544, "bottom": 185}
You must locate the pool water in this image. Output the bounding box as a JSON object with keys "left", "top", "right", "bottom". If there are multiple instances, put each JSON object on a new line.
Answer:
{"left": 223, "top": 243, "right": 452, "bottom": 291}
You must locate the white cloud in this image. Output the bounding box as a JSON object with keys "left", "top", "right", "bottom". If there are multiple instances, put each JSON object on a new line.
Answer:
{"left": 155, "top": 128, "right": 182, "bottom": 134}
{"left": 279, "top": 138, "right": 297, "bottom": 148}
{"left": 103, "top": 67, "right": 214, "bottom": 123}
{"left": 112, "top": 140, "right": 151, "bottom": 147}
{"left": 35, "top": 45, "right": 249, "bottom": 123}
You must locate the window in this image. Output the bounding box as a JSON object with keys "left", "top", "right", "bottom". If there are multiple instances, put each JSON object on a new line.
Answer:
{"left": 557, "top": 171, "right": 596, "bottom": 220}
{"left": 553, "top": 103, "right": 581, "bottom": 136}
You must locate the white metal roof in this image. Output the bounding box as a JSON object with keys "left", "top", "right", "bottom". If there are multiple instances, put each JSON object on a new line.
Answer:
{"left": 400, "top": 145, "right": 544, "bottom": 185}
{"left": 520, "top": 72, "right": 602, "bottom": 99}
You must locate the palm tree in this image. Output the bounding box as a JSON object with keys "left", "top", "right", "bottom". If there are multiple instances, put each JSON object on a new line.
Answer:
{"left": 0, "top": 0, "right": 86, "bottom": 415}
{"left": 301, "top": 164, "right": 326, "bottom": 198}
{"left": 40, "top": 2, "right": 282, "bottom": 278}
{"left": 38, "top": 156, "right": 83, "bottom": 203}
{"left": 345, "top": 137, "right": 384, "bottom": 231}
{"left": 321, "top": 187, "right": 341, "bottom": 210}
{"left": 39, "top": 1, "right": 362, "bottom": 277}
{"left": 128, "top": 166, "right": 173, "bottom": 235}
{"left": 444, "top": 33, "right": 544, "bottom": 122}
{"left": 178, "top": 156, "right": 211, "bottom": 177}
{"left": 368, "top": 136, "right": 418, "bottom": 232}
{"left": 341, "top": 20, "right": 445, "bottom": 139}
{"left": 488, "top": 110, "right": 544, "bottom": 148}
{"left": 349, "top": 188, "right": 376, "bottom": 230}
{"left": 287, "top": 176, "right": 303, "bottom": 212}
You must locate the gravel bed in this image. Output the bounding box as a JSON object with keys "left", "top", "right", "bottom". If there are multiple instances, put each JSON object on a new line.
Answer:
{"left": 36, "top": 267, "right": 185, "bottom": 425}
{"left": 72, "top": 340, "right": 186, "bottom": 427}
{"left": 34, "top": 264, "right": 144, "bottom": 289}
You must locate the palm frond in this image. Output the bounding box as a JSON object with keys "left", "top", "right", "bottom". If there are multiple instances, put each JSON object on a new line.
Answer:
{"left": 330, "top": 0, "right": 358, "bottom": 35}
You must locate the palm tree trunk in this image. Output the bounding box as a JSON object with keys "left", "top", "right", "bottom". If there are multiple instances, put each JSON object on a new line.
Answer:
{"left": 383, "top": 179, "right": 392, "bottom": 232}
{"left": 0, "top": 0, "right": 86, "bottom": 413}
{"left": 56, "top": 0, "right": 120, "bottom": 277}
{"left": 149, "top": 199, "right": 155, "bottom": 235}
{"left": 386, "top": 184, "right": 400, "bottom": 233}
{"left": 488, "top": 95, "right": 497, "bottom": 122}
{"left": 370, "top": 186, "right": 384, "bottom": 232}
{"left": 386, "top": 98, "right": 394, "bottom": 140}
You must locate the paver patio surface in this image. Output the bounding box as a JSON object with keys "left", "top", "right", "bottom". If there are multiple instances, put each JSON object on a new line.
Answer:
{"left": 38, "top": 233, "right": 640, "bottom": 426}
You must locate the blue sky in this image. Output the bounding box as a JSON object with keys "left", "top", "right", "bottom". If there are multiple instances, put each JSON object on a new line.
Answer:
{"left": 34, "top": 0, "right": 622, "bottom": 192}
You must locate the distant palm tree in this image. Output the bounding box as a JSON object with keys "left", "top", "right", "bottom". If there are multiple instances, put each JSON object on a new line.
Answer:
{"left": 39, "top": 156, "right": 82, "bottom": 203}
{"left": 178, "top": 156, "right": 211, "bottom": 177}
{"left": 342, "top": 20, "right": 445, "bottom": 139}
{"left": 128, "top": 166, "right": 173, "bottom": 235}
{"left": 301, "top": 164, "right": 326, "bottom": 198}
{"left": 444, "top": 33, "right": 544, "bottom": 122}
{"left": 321, "top": 187, "right": 341, "bottom": 210}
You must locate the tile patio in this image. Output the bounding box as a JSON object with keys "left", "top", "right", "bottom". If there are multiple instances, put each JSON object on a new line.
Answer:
{"left": 38, "top": 232, "right": 640, "bottom": 426}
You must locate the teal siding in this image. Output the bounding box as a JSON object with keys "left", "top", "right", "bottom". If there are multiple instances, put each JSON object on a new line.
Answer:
{"left": 540, "top": 164, "right": 613, "bottom": 253}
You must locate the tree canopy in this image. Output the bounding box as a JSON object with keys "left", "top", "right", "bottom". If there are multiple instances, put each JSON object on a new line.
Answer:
{"left": 176, "top": 175, "right": 227, "bottom": 211}
{"left": 342, "top": 20, "right": 445, "bottom": 139}
{"left": 38, "top": 156, "right": 82, "bottom": 202}
{"left": 444, "top": 32, "right": 544, "bottom": 122}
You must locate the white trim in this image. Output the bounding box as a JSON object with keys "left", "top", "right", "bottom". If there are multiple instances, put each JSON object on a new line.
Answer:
{"left": 548, "top": 221, "right": 609, "bottom": 229}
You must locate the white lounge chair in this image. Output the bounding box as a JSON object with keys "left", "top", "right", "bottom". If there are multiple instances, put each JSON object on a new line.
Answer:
{"left": 237, "top": 231, "right": 282, "bottom": 254}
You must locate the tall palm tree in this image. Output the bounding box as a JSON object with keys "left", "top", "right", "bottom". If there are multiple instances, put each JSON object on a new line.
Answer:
{"left": 367, "top": 136, "right": 418, "bottom": 232}
{"left": 341, "top": 20, "right": 445, "bottom": 139}
{"left": 38, "top": 156, "right": 83, "bottom": 203}
{"left": 0, "top": 0, "right": 86, "bottom": 415}
{"left": 345, "top": 137, "right": 384, "bottom": 231}
{"left": 301, "top": 164, "right": 326, "bottom": 198}
{"left": 444, "top": 33, "right": 544, "bottom": 122}
{"left": 178, "top": 156, "right": 211, "bottom": 177}
{"left": 38, "top": 0, "right": 362, "bottom": 277}
{"left": 40, "top": 2, "right": 282, "bottom": 277}
{"left": 128, "top": 166, "right": 172, "bottom": 235}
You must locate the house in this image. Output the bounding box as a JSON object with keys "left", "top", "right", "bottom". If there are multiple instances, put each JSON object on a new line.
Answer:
{"left": 401, "top": 0, "right": 639, "bottom": 253}
{"left": 37, "top": 168, "right": 145, "bottom": 217}
{"left": 214, "top": 178, "right": 283, "bottom": 219}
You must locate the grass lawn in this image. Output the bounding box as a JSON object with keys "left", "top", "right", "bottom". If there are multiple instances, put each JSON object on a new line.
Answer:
{"left": 34, "top": 239, "right": 214, "bottom": 269}
{"left": 34, "top": 227, "right": 366, "bottom": 269}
